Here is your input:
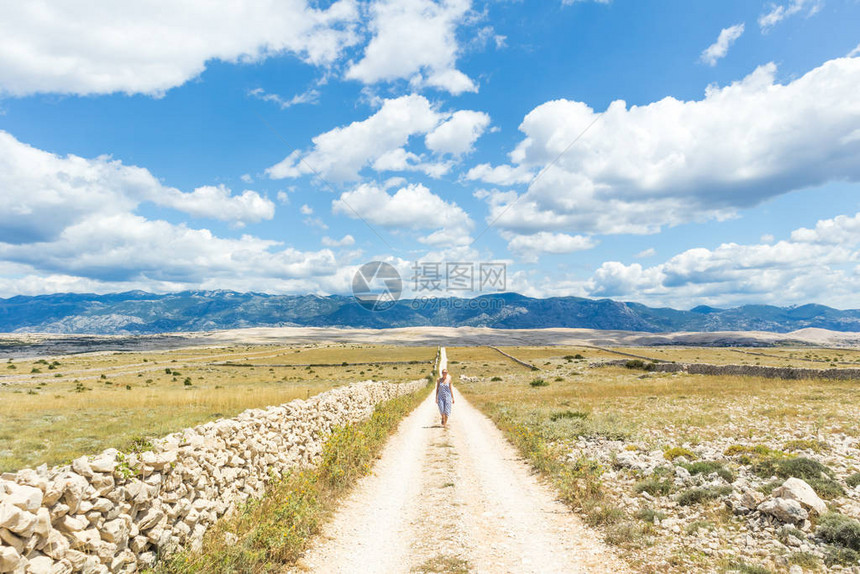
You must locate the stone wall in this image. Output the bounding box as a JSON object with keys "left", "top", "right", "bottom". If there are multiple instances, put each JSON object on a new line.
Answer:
{"left": 597, "top": 359, "right": 860, "bottom": 380}
{"left": 0, "top": 379, "right": 426, "bottom": 574}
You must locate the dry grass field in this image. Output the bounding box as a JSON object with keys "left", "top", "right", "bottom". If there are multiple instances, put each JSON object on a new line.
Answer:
{"left": 0, "top": 343, "right": 436, "bottom": 472}
{"left": 451, "top": 345, "right": 860, "bottom": 573}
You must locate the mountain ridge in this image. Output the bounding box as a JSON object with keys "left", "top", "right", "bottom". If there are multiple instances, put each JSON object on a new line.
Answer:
{"left": 1, "top": 291, "right": 859, "bottom": 335}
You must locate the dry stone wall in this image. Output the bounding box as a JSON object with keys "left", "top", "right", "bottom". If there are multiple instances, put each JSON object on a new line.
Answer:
{"left": 0, "top": 379, "right": 426, "bottom": 574}
{"left": 597, "top": 359, "right": 860, "bottom": 380}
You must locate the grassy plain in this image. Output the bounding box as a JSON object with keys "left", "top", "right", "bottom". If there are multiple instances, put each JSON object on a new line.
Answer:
{"left": 451, "top": 345, "right": 860, "bottom": 573}
{"left": 453, "top": 346, "right": 860, "bottom": 441}
{"left": 0, "top": 344, "right": 436, "bottom": 472}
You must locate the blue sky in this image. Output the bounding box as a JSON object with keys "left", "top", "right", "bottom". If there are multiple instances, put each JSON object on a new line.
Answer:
{"left": 0, "top": 0, "right": 859, "bottom": 309}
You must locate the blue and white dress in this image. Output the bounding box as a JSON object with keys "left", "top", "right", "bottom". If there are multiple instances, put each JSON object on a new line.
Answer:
{"left": 437, "top": 376, "right": 452, "bottom": 416}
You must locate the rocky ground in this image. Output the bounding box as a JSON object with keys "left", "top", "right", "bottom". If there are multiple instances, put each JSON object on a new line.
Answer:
{"left": 570, "top": 428, "right": 860, "bottom": 572}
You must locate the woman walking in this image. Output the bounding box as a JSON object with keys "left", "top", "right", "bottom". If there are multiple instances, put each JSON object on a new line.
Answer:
{"left": 436, "top": 368, "right": 455, "bottom": 427}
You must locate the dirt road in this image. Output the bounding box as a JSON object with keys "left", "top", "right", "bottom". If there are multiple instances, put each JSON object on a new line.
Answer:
{"left": 294, "top": 382, "right": 628, "bottom": 572}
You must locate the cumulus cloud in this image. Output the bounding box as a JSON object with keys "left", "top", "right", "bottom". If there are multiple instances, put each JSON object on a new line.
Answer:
{"left": 425, "top": 110, "right": 491, "bottom": 155}
{"left": 507, "top": 232, "right": 596, "bottom": 263}
{"left": 565, "top": 211, "right": 860, "bottom": 308}
{"left": 346, "top": 0, "right": 477, "bottom": 94}
{"left": 0, "top": 1, "right": 359, "bottom": 97}
{"left": 154, "top": 185, "right": 274, "bottom": 223}
{"left": 759, "top": 0, "right": 823, "bottom": 31}
{"left": 0, "top": 211, "right": 339, "bottom": 289}
{"left": 332, "top": 182, "right": 473, "bottom": 246}
{"left": 465, "top": 163, "right": 534, "bottom": 186}
{"left": 700, "top": 24, "right": 744, "bottom": 66}
{"left": 266, "top": 94, "right": 488, "bottom": 182}
{"left": 0, "top": 131, "right": 274, "bottom": 246}
{"left": 322, "top": 234, "right": 356, "bottom": 247}
{"left": 475, "top": 57, "right": 860, "bottom": 236}
{"left": 0, "top": 132, "right": 355, "bottom": 295}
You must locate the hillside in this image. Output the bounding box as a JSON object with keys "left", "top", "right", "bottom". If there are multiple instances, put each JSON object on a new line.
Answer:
{"left": 1, "top": 291, "right": 858, "bottom": 335}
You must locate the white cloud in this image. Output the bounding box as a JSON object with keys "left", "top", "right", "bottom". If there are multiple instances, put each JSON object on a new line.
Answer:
{"left": 562, "top": 0, "right": 612, "bottom": 5}
{"left": 476, "top": 57, "right": 860, "bottom": 236}
{"left": 266, "top": 94, "right": 440, "bottom": 182}
{"left": 322, "top": 234, "right": 356, "bottom": 247}
{"left": 635, "top": 248, "right": 656, "bottom": 258}
{"left": 507, "top": 232, "right": 596, "bottom": 263}
{"left": 700, "top": 24, "right": 745, "bottom": 66}
{"left": 849, "top": 43, "right": 860, "bottom": 58}
{"left": 0, "top": 1, "right": 360, "bottom": 97}
{"left": 790, "top": 212, "right": 860, "bottom": 244}
{"left": 563, "top": 211, "right": 860, "bottom": 308}
{"left": 249, "top": 87, "right": 320, "bottom": 109}
{"left": 241, "top": 174, "right": 254, "bottom": 183}
{"left": 266, "top": 94, "right": 487, "bottom": 182}
{"left": 300, "top": 204, "right": 314, "bottom": 215}
{"left": 154, "top": 185, "right": 274, "bottom": 223}
{"left": 346, "top": 0, "right": 477, "bottom": 95}
{"left": 0, "top": 211, "right": 338, "bottom": 288}
{"left": 0, "top": 131, "right": 274, "bottom": 245}
{"left": 759, "top": 0, "right": 823, "bottom": 31}
{"left": 425, "top": 110, "right": 491, "bottom": 155}
{"left": 332, "top": 182, "right": 473, "bottom": 246}
{"left": 465, "top": 163, "right": 534, "bottom": 186}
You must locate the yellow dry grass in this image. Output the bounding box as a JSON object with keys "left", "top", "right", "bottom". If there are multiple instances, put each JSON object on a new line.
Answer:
{"left": 449, "top": 346, "right": 860, "bottom": 442}
{"left": 0, "top": 344, "right": 435, "bottom": 472}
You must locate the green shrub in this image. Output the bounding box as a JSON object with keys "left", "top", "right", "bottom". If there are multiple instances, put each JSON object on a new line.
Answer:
{"left": 723, "top": 560, "right": 772, "bottom": 574}
{"left": 818, "top": 512, "right": 860, "bottom": 551}
{"left": 624, "top": 359, "right": 654, "bottom": 371}
{"left": 783, "top": 438, "right": 829, "bottom": 453}
{"left": 550, "top": 410, "right": 588, "bottom": 422}
{"left": 824, "top": 545, "right": 860, "bottom": 567}
{"left": 635, "top": 508, "right": 666, "bottom": 522}
{"left": 752, "top": 456, "right": 834, "bottom": 482}
{"left": 787, "top": 551, "right": 820, "bottom": 570}
{"left": 807, "top": 478, "right": 844, "bottom": 500}
{"left": 634, "top": 478, "right": 673, "bottom": 497}
{"left": 490, "top": 376, "right": 502, "bottom": 381}
{"left": 683, "top": 461, "right": 734, "bottom": 483}
{"left": 529, "top": 378, "right": 549, "bottom": 387}
{"left": 664, "top": 446, "right": 697, "bottom": 461}
{"left": 676, "top": 486, "right": 732, "bottom": 506}
{"left": 846, "top": 472, "right": 860, "bottom": 489}
{"left": 585, "top": 504, "right": 624, "bottom": 527}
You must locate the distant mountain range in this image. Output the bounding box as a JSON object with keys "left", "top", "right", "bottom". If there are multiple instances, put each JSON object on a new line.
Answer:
{"left": 0, "top": 291, "right": 858, "bottom": 335}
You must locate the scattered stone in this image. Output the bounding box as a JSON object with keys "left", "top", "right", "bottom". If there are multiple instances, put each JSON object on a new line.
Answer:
{"left": 773, "top": 477, "right": 828, "bottom": 516}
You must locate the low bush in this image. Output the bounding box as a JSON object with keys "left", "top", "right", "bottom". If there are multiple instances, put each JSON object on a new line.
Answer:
{"left": 783, "top": 438, "right": 829, "bottom": 453}
{"left": 634, "top": 478, "right": 673, "bottom": 497}
{"left": 683, "top": 461, "right": 734, "bottom": 483}
{"left": 664, "top": 446, "right": 697, "bottom": 461}
{"left": 807, "top": 477, "right": 844, "bottom": 500}
{"left": 624, "top": 359, "right": 654, "bottom": 371}
{"left": 676, "top": 486, "right": 732, "bottom": 506}
{"left": 846, "top": 472, "right": 860, "bottom": 489}
{"left": 529, "top": 378, "right": 549, "bottom": 387}
{"left": 818, "top": 512, "right": 860, "bottom": 551}
{"left": 549, "top": 410, "right": 588, "bottom": 422}
{"left": 752, "top": 456, "right": 834, "bottom": 482}
{"left": 635, "top": 508, "right": 666, "bottom": 523}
